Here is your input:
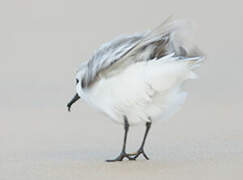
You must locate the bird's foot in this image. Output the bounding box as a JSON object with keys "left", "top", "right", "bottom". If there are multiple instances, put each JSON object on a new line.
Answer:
{"left": 130, "top": 148, "right": 149, "bottom": 160}
{"left": 106, "top": 151, "right": 135, "bottom": 162}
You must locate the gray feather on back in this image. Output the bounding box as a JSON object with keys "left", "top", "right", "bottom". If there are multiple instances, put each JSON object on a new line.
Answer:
{"left": 79, "top": 16, "right": 204, "bottom": 88}
{"left": 81, "top": 33, "right": 145, "bottom": 87}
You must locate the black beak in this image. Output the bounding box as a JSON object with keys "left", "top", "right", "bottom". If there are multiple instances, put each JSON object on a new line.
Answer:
{"left": 67, "top": 93, "right": 80, "bottom": 112}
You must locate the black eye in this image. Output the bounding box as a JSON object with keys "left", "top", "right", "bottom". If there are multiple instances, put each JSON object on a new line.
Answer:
{"left": 76, "top": 79, "right": 79, "bottom": 84}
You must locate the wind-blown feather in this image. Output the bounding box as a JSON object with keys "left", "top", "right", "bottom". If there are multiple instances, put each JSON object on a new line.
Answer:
{"left": 80, "top": 17, "right": 204, "bottom": 88}
{"left": 81, "top": 34, "right": 145, "bottom": 87}
{"left": 74, "top": 17, "right": 205, "bottom": 125}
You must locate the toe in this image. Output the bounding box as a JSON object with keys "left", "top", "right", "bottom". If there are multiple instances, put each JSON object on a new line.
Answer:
{"left": 130, "top": 149, "right": 150, "bottom": 160}
{"left": 142, "top": 152, "right": 149, "bottom": 160}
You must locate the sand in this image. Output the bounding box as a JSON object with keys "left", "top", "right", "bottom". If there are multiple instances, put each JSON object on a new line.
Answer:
{"left": 1, "top": 102, "right": 243, "bottom": 180}
{"left": 1, "top": 0, "right": 243, "bottom": 179}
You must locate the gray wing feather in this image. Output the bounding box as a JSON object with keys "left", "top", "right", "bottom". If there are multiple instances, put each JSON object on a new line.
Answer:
{"left": 80, "top": 16, "right": 204, "bottom": 88}
{"left": 81, "top": 33, "right": 145, "bottom": 87}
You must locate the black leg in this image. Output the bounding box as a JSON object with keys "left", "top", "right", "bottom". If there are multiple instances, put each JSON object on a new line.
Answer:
{"left": 131, "top": 121, "right": 152, "bottom": 160}
{"left": 106, "top": 116, "right": 133, "bottom": 162}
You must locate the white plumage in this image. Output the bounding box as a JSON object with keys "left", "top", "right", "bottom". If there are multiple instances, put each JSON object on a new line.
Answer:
{"left": 67, "top": 17, "right": 205, "bottom": 161}
{"left": 74, "top": 17, "right": 204, "bottom": 126}
{"left": 76, "top": 53, "right": 202, "bottom": 125}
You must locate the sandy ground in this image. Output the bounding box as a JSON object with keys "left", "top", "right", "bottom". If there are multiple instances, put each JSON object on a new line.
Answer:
{"left": 1, "top": 0, "right": 243, "bottom": 179}
{"left": 1, "top": 102, "right": 243, "bottom": 180}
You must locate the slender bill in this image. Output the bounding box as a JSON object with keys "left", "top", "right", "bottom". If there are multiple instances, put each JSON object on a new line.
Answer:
{"left": 67, "top": 93, "right": 80, "bottom": 112}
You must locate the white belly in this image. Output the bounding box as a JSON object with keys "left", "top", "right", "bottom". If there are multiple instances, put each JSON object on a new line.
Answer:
{"left": 80, "top": 59, "right": 195, "bottom": 125}
{"left": 84, "top": 83, "right": 187, "bottom": 125}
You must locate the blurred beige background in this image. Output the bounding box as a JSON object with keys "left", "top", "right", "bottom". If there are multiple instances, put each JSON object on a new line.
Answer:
{"left": 0, "top": 0, "right": 243, "bottom": 179}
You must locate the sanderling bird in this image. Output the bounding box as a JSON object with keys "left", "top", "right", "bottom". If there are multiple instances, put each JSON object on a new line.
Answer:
{"left": 67, "top": 17, "right": 204, "bottom": 162}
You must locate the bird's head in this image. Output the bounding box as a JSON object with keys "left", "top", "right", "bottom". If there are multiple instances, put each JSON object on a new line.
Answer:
{"left": 67, "top": 64, "right": 87, "bottom": 112}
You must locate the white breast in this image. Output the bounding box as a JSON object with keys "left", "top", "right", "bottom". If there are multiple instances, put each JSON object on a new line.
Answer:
{"left": 80, "top": 55, "right": 199, "bottom": 125}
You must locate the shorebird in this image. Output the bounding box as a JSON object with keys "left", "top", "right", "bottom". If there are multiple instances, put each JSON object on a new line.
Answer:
{"left": 67, "top": 17, "right": 204, "bottom": 162}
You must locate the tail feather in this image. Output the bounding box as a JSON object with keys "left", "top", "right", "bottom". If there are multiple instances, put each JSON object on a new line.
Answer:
{"left": 132, "top": 16, "right": 205, "bottom": 62}
{"left": 155, "top": 17, "right": 204, "bottom": 59}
